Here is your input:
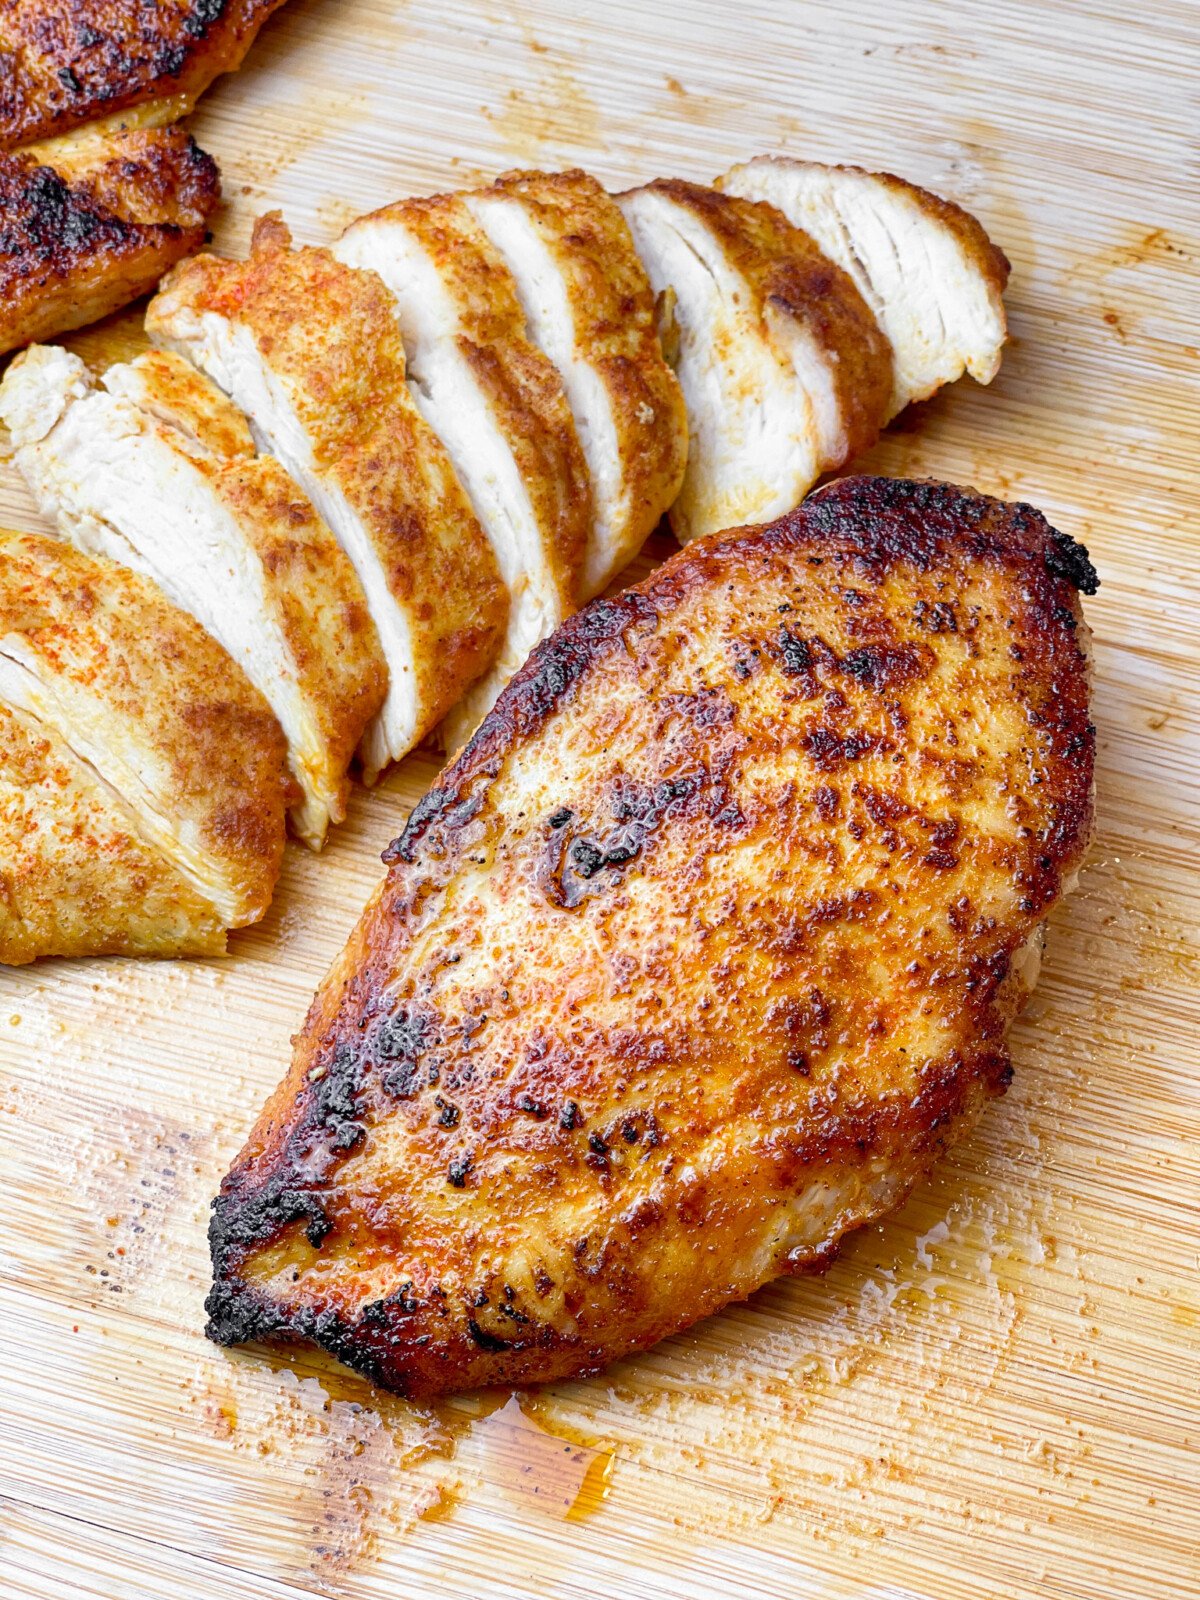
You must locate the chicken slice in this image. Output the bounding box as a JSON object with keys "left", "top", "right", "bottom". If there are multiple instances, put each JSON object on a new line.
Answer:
{"left": 0, "top": 0, "right": 289, "bottom": 151}
{"left": 333, "top": 192, "right": 591, "bottom": 747}
{"left": 146, "top": 215, "right": 509, "bottom": 781}
{"left": 0, "top": 343, "right": 387, "bottom": 849}
{"left": 0, "top": 126, "right": 219, "bottom": 355}
{"left": 618, "top": 179, "right": 892, "bottom": 543}
{"left": 719, "top": 158, "right": 1010, "bottom": 419}
{"left": 0, "top": 700, "right": 225, "bottom": 964}
{"left": 203, "top": 476, "right": 1097, "bottom": 1396}
{"left": 463, "top": 169, "right": 687, "bottom": 599}
{"left": 0, "top": 531, "right": 290, "bottom": 932}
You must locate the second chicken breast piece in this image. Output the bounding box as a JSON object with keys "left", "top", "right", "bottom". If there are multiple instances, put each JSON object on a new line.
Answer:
{"left": 719, "top": 159, "right": 1009, "bottom": 420}
{"left": 334, "top": 193, "right": 591, "bottom": 749}
{"left": 618, "top": 179, "right": 892, "bottom": 543}
{"left": 0, "top": 532, "right": 290, "bottom": 935}
{"left": 0, "top": 344, "right": 387, "bottom": 849}
{"left": 464, "top": 169, "right": 687, "bottom": 599}
{"left": 146, "top": 216, "right": 509, "bottom": 781}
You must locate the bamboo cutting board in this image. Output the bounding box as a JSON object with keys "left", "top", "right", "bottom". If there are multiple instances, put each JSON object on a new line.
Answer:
{"left": 1, "top": 2, "right": 1197, "bottom": 1596}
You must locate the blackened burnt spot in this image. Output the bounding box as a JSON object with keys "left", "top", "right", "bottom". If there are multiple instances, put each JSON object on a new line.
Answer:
{"left": 362, "top": 1280, "right": 419, "bottom": 1323}
{"left": 548, "top": 807, "right": 573, "bottom": 828}
{"left": 540, "top": 766, "right": 736, "bottom": 910}
{"left": 802, "top": 728, "right": 882, "bottom": 770}
{"left": 516, "top": 1093, "right": 549, "bottom": 1119}
{"left": 839, "top": 643, "right": 927, "bottom": 691}
{"left": 913, "top": 599, "right": 958, "bottom": 633}
{"left": 560, "top": 1099, "right": 582, "bottom": 1130}
{"left": 375, "top": 1007, "right": 437, "bottom": 1098}
{"left": 467, "top": 1316, "right": 509, "bottom": 1352}
{"left": 1044, "top": 528, "right": 1099, "bottom": 595}
{"left": 447, "top": 1156, "right": 473, "bottom": 1188}
{"left": 777, "top": 626, "right": 814, "bottom": 676}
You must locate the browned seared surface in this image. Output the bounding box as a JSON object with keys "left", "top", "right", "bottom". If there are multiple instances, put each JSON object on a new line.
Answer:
{"left": 205, "top": 477, "right": 1097, "bottom": 1395}
{"left": 0, "top": 125, "right": 217, "bottom": 354}
{"left": 0, "top": 0, "right": 288, "bottom": 151}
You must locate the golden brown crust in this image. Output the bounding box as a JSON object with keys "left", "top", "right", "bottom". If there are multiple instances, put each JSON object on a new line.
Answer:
{"left": 0, "top": 126, "right": 218, "bottom": 355}
{"left": 0, "top": 530, "right": 290, "bottom": 927}
{"left": 205, "top": 476, "right": 1097, "bottom": 1396}
{"left": 370, "top": 192, "right": 591, "bottom": 609}
{"left": 0, "top": 0, "right": 288, "bottom": 151}
{"left": 0, "top": 699, "right": 226, "bottom": 962}
{"left": 644, "top": 178, "right": 893, "bottom": 470}
{"left": 478, "top": 168, "right": 687, "bottom": 594}
{"left": 149, "top": 216, "right": 510, "bottom": 762}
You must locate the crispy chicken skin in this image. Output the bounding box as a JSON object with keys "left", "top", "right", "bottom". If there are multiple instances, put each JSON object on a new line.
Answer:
{"left": 334, "top": 192, "right": 591, "bottom": 747}
{"left": 0, "top": 531, "right": 291, "bottom": 937}
{"left": 619, "top": 179, "right": 892, "bottom": 543}
{"left": 465, "top": 169, "right": 688, "bottom": 599}
{"left": 0, "top": 343, "right": 387, "bottom": 847}
{"left": 719, "top": 159, "right": 1010, "bottom": 419}
{"left": 147, "top": 216, "right": 509, "bottom": 781}
{"left": 0, "top": 0, "right": 288, "bottom": 151}
{"left": 0, "top": 125, "right": 218, "bottom": 355}
{"left": 205, "top": 477, "right": 1097, "bottom": 1396}
{"left": 0, "top": 698, "right": 225, "bottom": 962}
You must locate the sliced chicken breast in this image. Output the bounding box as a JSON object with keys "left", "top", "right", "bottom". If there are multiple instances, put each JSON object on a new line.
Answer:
{"left": 146, "top": 215, "right": 509, "bottom": 781}
{"left": 464, "top": 169, "right": 687, "bottom": 598}
{"left": 0, "top": 126, "right": 219, "bottom": 355}
{"left": 0, "top": 343, "right": 387, "bottom": 848}
{"left": 618, "top": 179, "right": 892, "bottom": 543}
{"left": 333, "top": 192, "right": 591, "bottom": 747}
{"left": 719, "top": 158, "right": 1010, "bottom": 419}
{"left": 0, "top": 531, "right": 290, "bottom": 932}
{"left": 0, "top": 700, "right": 225, "bottom": 964}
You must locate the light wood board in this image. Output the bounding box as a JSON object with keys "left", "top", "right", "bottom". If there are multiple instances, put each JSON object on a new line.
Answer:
{"left": 1, "top": 1, "right": 1198, "bottom": 1596}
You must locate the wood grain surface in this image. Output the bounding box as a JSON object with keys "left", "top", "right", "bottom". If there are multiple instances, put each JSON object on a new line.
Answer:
{"left": 1, "top": 2, "right": 1197, "bottom": 1596}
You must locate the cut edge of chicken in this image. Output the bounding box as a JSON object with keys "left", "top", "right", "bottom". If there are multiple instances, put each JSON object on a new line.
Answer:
{"left": 463, "top": 189, "right": 627, "bottom": 599}
{"left": 719, "top": 158, "right": 1008, "bottom": 418}
{"left": 332, "top": 216, "right": 575, "bottom": 683}
{"left": 147, "top": 311, "right": 419, "bottom": 785}
{"left": 0, "top": 641, "right": 250, "bottom": 929}
{"left": 618, "top": 185, "right": 819, "bottom": 544}
{"left": 0, "top": 345, "right": 341, "bottom": 849}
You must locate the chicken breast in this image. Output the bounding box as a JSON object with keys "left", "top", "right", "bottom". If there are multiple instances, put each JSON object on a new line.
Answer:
{"left": 0, "top": 343, "right": 387, "bottom": 848}
{"left": 0, "top": 0, "right": 289, "bottom": 151}
{"left": 618, "top": 179, "right": 892, "bottom": 543}
{"left": 333, "top": 192, "right": 590, "bottom": 748}
{"left": 0, "top": 125, "right": 218, "bottom": 355}
{"left": 0, "top": 531, "right": 290, "bottom": 935}
{"left": 0, "top": 699, "right": 225, "bottom": 963}
{"left": 204, "top": 476, "right": 1097, "bottom": 1396}
{"left": 464, "top": 169, "right": 687, "bottom": 598}
{"left": 146, "top": 215, "right": 509, "bottom": 781}
{"left": 719, "top": 159, "right": 1010, "bottom": 419}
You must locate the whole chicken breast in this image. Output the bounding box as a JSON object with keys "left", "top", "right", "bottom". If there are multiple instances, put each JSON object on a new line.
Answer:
{"left": 618, "top": 179, "right": 892, "bottom": 543}
{"left": 0, "top": 699, "right": 225, "bottom": 963}
{"left": 0, "top": 0, "right": 289, "bottom": 151}
{"left": 464, "top": 169, "right": 687, "bottom": 599}
{"left": 205, "top": 476, "right": 1097, "bottom": 1396}
{"left": 0, "top": 343, "right": 387, "bottom": 848}
{"left": 333, "top": 192, "right": 591, "bottom": 748}
{"left": 0, "top": 125, "right": 218, "bottom": 355}
{"left": 147, "top": 215, "right": 509, "bottom": 781}
{"left": 719, "top": 158, "right": 1010, "bottom": 419}
{"left": 0, "top": 531, "right": 290, "bottom": 936}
